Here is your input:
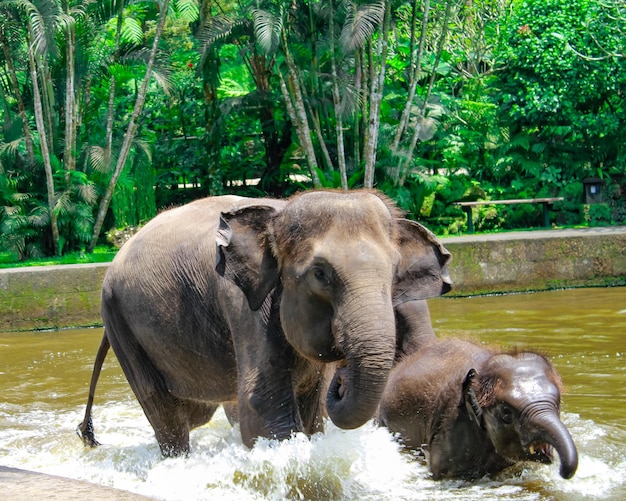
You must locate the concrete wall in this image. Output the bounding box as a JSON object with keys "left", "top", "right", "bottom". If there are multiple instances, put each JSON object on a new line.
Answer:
{"left": 1, "top": 227, "right": 625, "bottom": 332}
{"left": 0, "top": 263, "right": 109, "bottom": 332}
{"left": 443, "top": 227, "right": 626, "bottom": 296}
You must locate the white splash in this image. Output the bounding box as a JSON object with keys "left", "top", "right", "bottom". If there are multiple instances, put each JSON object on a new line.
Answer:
{"left": 0, "top": 401, "right": 624, "bottom": 501}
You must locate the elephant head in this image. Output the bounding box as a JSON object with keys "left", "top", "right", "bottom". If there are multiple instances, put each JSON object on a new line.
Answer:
{"left": 464, "top": 352, "right": 578, "bottom": 479}
{"left": 216, "top": 190, "right": 451, "bottom": 431}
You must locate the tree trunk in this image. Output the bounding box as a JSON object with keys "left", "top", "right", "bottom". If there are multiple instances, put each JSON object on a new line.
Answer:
{"left": 329, "top": 0, "right": 348, "bottom": 190}
{"left": 64, "top": 19, "right": 77, "bottom": 183}
{"left": 392, "top": 0, "right": 430, "bottom": 155}
{"left": 279, "top": 30, "right": 322, "bottom": 187}
{"left": 88, "top": 0, "right": 172, "bottom": 252}
{"left": 309, "top": 107, "right": 335, "bottom": 172}
{"left": 105, "top": 0, "right": 126, "bottom": 168}
{"left": 27, "top": 32, "right": 60, "bottom": 256}
{"left": 39, "top": 56, "right": 56, "bottom": 158}
{"left": 398, "top": 0, "right": 453, "bottom": 181}
{"left": 363, "top": 0, "right": 391, "bottom": 188}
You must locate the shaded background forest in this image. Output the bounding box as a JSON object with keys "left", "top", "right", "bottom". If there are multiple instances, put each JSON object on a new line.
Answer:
{"left": 1, "top": 0, "right": 625, "bottom": 259}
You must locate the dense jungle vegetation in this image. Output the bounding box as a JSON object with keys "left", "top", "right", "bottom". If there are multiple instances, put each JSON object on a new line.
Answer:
{"left": 0, "top": 0, "right": 625, "bottom": 260}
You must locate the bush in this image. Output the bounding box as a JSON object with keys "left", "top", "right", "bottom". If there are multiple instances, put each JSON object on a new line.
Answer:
{"left": 583, "top": 204, "right": 613, "bottom": 226}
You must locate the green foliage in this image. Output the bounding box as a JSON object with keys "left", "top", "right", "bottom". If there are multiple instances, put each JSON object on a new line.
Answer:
{"left": 2, "top": 0, "right": 626, "bottom": 262}
{"left": 583, "top": 203, "right": 613, "bottom": 226}
{"left": 316, "top": 168, "right": 363, "bottom": 189}
{"left": 0, "top": 246, "right": 116, "bottom": 269}
{"left": 552, "top": 181, "right": 584, "bottom": 226}
{"left": 492, "top": 0, "right": 626, "bottom": 186}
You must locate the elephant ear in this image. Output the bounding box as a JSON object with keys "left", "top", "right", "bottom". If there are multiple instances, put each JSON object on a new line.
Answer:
{"left": 462, "top": 368, "right": 485, "bottom": 430}
{"left": 216, "top": 205, "right": 279, "bottom": 311}
{"left": 393, "top": 218, "right": 452, "bottom": 306}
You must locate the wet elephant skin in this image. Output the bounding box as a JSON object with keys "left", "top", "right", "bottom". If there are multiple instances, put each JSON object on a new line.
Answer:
{"left": 78, "top": 189, "right": 451, "bottom": 456}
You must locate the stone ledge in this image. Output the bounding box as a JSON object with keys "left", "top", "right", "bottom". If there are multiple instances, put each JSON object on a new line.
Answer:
{"left": 0, "top": 465, "right": 153, "bottom": 500}
{"left": 1, "top": 227, "right": 625, "bottom": 331}
{"left": 0, "top": 263, "right": 109, "bottom": 332}
{"left": 442, "top": 226, "right": 626, "bottom": 296}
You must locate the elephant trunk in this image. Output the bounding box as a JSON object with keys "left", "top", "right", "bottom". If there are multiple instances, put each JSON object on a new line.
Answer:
{"left": 325, "top": 289, "right": 397, "bottom": 430}
{"left": 528, "top": 409, "right": 579, "bottom": 479}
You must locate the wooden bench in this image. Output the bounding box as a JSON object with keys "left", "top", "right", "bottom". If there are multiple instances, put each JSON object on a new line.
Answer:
{"left": 454, "top": 197, "right": 564, "bottom": 233}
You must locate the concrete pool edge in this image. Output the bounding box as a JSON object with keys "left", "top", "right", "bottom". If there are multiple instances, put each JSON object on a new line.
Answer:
{"left": 0, "top": 465, "right": 155, "bottom": 500}
{"left": 1, "top": 225, "right": 625, "bottom": 332}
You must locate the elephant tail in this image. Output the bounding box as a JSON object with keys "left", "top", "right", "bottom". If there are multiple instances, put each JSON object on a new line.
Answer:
{"left": 76, "top": 330, "right": 110, "bottom": 448}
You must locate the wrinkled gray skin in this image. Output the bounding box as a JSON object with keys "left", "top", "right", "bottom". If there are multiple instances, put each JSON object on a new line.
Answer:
{"left": 378, "top": 338, "right": 578, "bottom": 480}
{"left": 78, "top": 190, "right": 451, "bottom": 456}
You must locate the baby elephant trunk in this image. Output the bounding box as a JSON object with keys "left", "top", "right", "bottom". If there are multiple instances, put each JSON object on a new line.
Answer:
{"left": 532, "top": 411, "right": 579, "bottom": 479}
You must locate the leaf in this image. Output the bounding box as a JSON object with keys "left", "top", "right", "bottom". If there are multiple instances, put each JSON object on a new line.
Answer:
{"left": 87, "top": 145, "right": 109, "bottom": 174}
{"left": 340, "top": 1, "right": 385, "bottom": 54}
{"left": 250, "top": 8, "right": 282, "bottom": 55}
{"left": 416, "top": 116, "right": 438, "bottom": 142}
{"left": 121, "top": 17, "right": 144, "bottom": 45}
{"left": 199, "top": 15, "right": 251, "bottom": 49}
{"left": 175, "top": 0, "right": 199, "bottom": 22}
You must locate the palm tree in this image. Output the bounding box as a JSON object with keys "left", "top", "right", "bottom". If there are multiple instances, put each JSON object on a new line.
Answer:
{"left": 2, "top": 0, "right": 102, "bottom": 256}
{"left": 249, "top": 0, "right": 387, "bottom": 189}
{"left": 0, "top": 8, "right": 36, "bottom": 166}
{"left": 395, "top": 0, "right": 454, "bottom": 182}
{"left": 87, "top": 0, "right": 172, "bottom": 252}
{"left": 16, "top": 0, "right": 63, "bottom": 255}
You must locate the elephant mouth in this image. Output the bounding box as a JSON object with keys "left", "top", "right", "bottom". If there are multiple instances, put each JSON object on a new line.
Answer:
{"left": 329, "top": 364, "right": 348, "bottom": 400}
{"left": 527, "top": 441, "right": 554, "bottom": 464}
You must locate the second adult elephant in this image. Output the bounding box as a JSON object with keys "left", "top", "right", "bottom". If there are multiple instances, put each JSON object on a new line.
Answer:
{"left": 78, "top": 189, "right": 451, "bottom": 456}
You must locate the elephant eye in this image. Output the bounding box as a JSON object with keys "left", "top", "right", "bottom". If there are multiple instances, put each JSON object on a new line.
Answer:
{"left": 501, "top": 406, "right": 514, "bottom": 425}
{"left": 312, "top": 267, "right": 328, "bottom": 282}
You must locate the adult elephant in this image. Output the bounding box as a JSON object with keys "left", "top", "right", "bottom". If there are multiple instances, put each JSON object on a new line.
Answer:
{"left": 378, "top": 338, "right": 578, "bottom": 480}
{"left": 77, "top": 189, "right": 451, "bottom": 456}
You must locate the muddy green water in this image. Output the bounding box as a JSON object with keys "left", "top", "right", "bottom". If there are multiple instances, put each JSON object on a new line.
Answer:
{"left": 0, "top": 287, "right": 625, "bottom": 500}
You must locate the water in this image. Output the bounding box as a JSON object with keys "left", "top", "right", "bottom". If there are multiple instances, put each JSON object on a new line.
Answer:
{"left": 1, "top": 287, "right": 624, "bottom": 500}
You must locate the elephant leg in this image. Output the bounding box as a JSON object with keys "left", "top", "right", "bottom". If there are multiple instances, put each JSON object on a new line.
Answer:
{"left": 394, "top": 300, "right": 437, "bottom": 359}
{"left": 223, "top": 402, "right": 239, "bottom": 426}
{"left": 186, "top": 401, "right": 220, "bottom": 430}
{"left": 231, "top": 296, "right": 303, "bottom": 447}
{"left": 297, "top": 372, "right": 325, "bottom": 435}
{"left": 144, "top": 398, "right": 218, "bottom": 457}
{"left": 236, "top": 351, "right": 302, "bottom": 447}
{"left": 104, "top": 308, "right": 199, "bottom": 456}
{"left": 297, "top": 391, "right": 324, "bottom": 435}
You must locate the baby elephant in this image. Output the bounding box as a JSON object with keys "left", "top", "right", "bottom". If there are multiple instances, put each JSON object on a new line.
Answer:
{"left": 378, "top": 338, "right": 578, "bottom": 480}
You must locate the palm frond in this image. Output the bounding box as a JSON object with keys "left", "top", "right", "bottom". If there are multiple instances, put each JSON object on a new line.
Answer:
{"left": 150, "top": 63, "right": 172, "bottom": 95}
{"left": 250, "top": 8, "right": 282, "bottom": 55}
{"left": 2, "top": 205, "right": 23, "bottom": 218}
{"left": 131, "top": 139, "right": 153, "bottom": 163}
{"left": 121, "top": 16, "right": 144, "bottom": 45}
{"left": 76, "top": 181, "right": 98, "bottom": 206}
{"left": 198, "top": 15, "right": 252, "bottom": 51}
{"left": 338, "top": 76, "right": 362, "bottom": 118}
{"left": 0, "top": 138, "right": 25, "bottom": 158}
{"left": 28, "top": 204, "right": 49, "bottom": 227}
{"left": 56, "top": 12, "right": 75, "bottom": 32}
{"left": 175, "top": 0, "right": 199, "bottom": 22}
{"left": 16, "top": 0, "right": 61, "bottom": 56}
{"left": 340, "top": 0, "right": 385, "bottom": 54}
{"left": 87, "top": 145, "right": 110, "bottom": 174}
{"left": 55, "top": 190, "right": 72, "bottom": 216}
{"left": 10, "top": 192, "right": 31, "bottom": 204}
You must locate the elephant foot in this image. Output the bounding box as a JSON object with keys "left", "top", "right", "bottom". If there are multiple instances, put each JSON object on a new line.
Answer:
{"left": 76, "top": 417, "right": 100, "bottom": 448}
{"left": 159, "top": 443, "right": 189, "bottom": 458}
{"left": 155, "top": 427, "right": 190, "bottom": 458}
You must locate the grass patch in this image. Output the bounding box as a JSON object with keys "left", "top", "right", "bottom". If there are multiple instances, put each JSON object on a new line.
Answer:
{"left": 0, "top": 246, "right": 117, "bottom": 269}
